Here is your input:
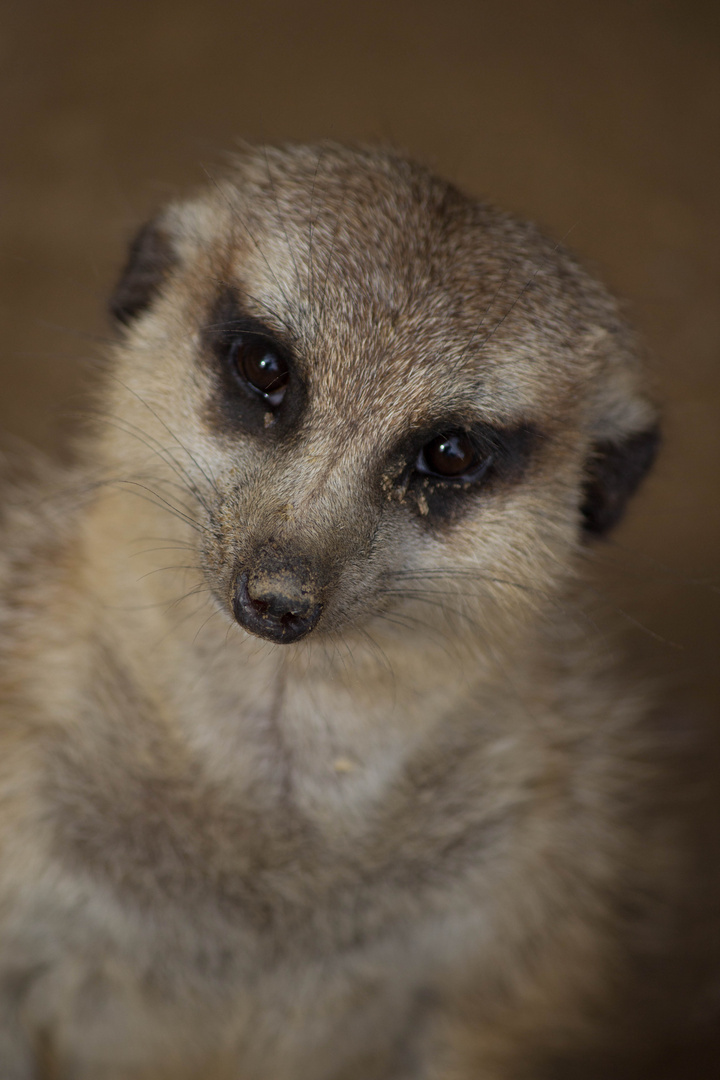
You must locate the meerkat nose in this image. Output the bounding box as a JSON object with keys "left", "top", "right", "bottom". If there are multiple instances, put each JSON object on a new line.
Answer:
{"left": 232, "top": 568, "right": 323, "bottom": 644}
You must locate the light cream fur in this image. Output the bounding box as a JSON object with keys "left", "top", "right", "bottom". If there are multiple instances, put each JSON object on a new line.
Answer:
{"left": 0, "top": 144, "right": 716, "bottom": 1079}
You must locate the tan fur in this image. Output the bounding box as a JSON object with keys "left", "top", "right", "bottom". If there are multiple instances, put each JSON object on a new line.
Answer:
{"left": 0, "top": 143, "right": 716, "bottom": 1079}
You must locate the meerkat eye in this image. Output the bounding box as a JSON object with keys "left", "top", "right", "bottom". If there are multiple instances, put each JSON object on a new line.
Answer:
{"left": 231, "top": 338, "right": 289, "bottom": 407}
{"left": 416, "top": 432, "right": 490, "bottom": 480}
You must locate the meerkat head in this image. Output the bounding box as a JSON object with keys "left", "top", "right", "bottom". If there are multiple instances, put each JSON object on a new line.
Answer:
{"left": 104, "top": 143, "right": 658, "bottom": 650}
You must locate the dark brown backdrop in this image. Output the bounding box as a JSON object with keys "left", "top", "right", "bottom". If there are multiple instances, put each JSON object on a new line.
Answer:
{"left": 2, "top": 0, "right": 719, "bottom": 713}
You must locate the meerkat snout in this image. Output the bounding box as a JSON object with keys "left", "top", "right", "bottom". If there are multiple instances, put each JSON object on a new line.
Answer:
{"left": 233, "top": 561, "right": 324, "bottom": 643}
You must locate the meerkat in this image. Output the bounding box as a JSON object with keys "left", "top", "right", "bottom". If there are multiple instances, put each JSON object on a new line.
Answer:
{"left": 0, "top": 142, "right": 716, "bottom": 1080}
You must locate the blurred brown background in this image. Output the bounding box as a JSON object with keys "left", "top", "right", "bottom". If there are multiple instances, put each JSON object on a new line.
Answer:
{"left": 1, "top": 0, "right": 719, "bottom": 713}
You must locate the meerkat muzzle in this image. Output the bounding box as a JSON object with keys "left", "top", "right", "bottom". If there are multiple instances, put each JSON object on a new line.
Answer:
{"left": 232, "top": 566, "right": 324, "bottom": 643}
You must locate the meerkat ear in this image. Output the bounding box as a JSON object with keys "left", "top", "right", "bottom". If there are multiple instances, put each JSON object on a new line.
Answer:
{"left": 580, "top": 423, "right": 661, "bottom": 537}
{"left": 109, "top": 218, "right": 177, "bottom": 326}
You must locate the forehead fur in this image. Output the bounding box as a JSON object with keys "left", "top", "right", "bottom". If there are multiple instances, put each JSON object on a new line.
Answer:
{"left": 163, "top": 142, "right": 650, "bottom": 436}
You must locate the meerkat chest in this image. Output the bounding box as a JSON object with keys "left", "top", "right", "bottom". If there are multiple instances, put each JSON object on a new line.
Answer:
{"left": 36, "top": 657, "right": 511, "bottom": 952}
{"left": 8, "top": 641, "right": 523, "bottom": 1074}
{"left": 47, "top": 713, "right": 496, "bottom": 936}
{"left": 19, "top": 722, "right": 492, "bottom": 1079}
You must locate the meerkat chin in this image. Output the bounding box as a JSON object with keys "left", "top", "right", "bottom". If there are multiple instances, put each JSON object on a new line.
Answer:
{"left": 0, "top": 142, "right": 716, "bottom": 1080}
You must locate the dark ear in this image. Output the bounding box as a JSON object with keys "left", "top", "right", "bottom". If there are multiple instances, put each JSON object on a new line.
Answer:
{"left": 580, "top": 424, "right": 661, "bottom": 537}
{"left": 109, "top": 219, "right": 176, "bottom": 326}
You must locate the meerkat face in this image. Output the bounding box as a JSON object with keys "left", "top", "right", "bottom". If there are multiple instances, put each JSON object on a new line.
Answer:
{"left": 106, "top": 144, "right": 658, "bottom": 648}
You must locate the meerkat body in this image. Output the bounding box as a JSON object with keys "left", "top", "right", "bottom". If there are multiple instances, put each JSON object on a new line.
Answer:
{"left": 0, "top": 144, "right": 713, "bottom": 1078}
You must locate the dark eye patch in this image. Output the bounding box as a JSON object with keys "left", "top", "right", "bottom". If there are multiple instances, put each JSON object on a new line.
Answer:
{"left": 394, "top": 420, "right": 538, "bottom": 525}
{"left": 202, "top": 286, "right": 303, "bottom": 436}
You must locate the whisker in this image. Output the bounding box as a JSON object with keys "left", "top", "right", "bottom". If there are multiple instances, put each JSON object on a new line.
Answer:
{"left": 107, "top": 480, "right": 209, "bottom": 534}
{"left": 389, "top": 567, "right": 550, "bottom": 597}
{"left": 103, "top": 374, "right": 219, "bottom": 496}
{"left": 192, "top": 607, "right": 225, "bottom": 646}
{"left": 581, "top": 540, "right": 720, "bottom": 595}
{"left": 356, "top": 625, "right": 395, "bottom": 681}
{"left": 368, "top": 609, "right": 457, "bottom": 663}
{"left": 129, "top": 545, "right": 199, "bottom": 559}
{"left": 199, "top": 164, "right": 294, "bottom": 313}
{"left": 315, "top": 181, "right": 351, "bottom": 342}
{"left": 82, "top": 408, "right": 213, "bottom": 512}
{"left": 200, "top": 273, "right": 299, "bottom": 341}
{"left": 306, "top": 147, "right": 327, "bottom": 337}
{"left": 136, "top": 564, "right": 205, "bottom": 581}
{"left": 263, "top": 147, "right": 304, "bottom": 304}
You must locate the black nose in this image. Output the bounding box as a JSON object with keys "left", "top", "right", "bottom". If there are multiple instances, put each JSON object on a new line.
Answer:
{"left": 232, "top": 569, "right": 323, "bottom": 644}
